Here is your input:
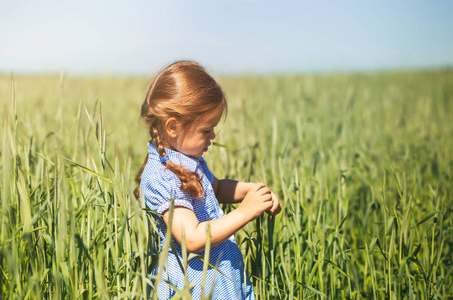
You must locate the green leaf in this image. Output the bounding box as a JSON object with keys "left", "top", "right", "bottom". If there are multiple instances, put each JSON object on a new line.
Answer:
{"left": 386, "top": 216, "right": 396, "bottom": 236}
{"left": 412, "top": 210, "right": 441, "bottom": 228}
{"left": 323, "top": 259, "right": 354, "bottom": 279}
{"left": 296, "top": 281, "right": 327, "bottom": 298}
{"left": 60, "top": 156, "right": 113, "bottom": 183}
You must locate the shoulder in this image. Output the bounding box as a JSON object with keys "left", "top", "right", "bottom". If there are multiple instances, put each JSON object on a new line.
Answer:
{"left": 141, "top": 158, "right": 172, "bottom": 185}
{"left": 140, "top": 160, "right": 193, "bottom": 214}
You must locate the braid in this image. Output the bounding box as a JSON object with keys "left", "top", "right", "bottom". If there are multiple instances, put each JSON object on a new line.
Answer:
{"left": 152, "top": 126, "right": 205, "bottom": 199}
{"left": 152, "top": 127, "right": 166, "bottom": 157}
{"left": 167, "top": 161, "right": 205, "bottom": 199}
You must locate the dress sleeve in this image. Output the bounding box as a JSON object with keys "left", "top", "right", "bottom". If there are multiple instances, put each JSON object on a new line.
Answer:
{"left": 142, "top": 171, "right": 194, "bottom": 214}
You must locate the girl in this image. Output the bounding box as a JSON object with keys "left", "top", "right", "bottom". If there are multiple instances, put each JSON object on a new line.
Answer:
{"left": 135, "top": 60, "right": 281, "bottom": 299}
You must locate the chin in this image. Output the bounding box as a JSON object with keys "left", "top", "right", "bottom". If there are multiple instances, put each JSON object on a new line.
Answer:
{"left": 189, "top": 153, "right": 203, "bottom": 159}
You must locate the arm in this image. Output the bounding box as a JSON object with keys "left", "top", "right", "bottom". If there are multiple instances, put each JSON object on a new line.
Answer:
{"left": 163, "top": 182, "right": 273, "bottom": 253}
{"left": 214, "top": 178, "right": 282, "bottom": 215}
{"left": 213, "top": 178, "right": 254, "bottom": 204}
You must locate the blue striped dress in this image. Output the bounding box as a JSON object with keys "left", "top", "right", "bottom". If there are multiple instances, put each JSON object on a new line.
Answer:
{"left": 140, "top": 142, "right": 255, "bottom": 299}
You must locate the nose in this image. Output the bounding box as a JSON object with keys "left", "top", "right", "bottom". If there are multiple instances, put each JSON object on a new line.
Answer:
{"left": 209, "top": 130, "right": 216, "bottom": 140}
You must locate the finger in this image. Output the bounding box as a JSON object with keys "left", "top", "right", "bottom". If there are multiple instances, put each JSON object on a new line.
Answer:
{"left": 270, "top": 203, "right": 282, "bottom": 215}
{"left": 270, "top": 198, "right": 278, "bottom": 212}
{"left": 258, "top": 186, "right": 271, "bottom": 196}
{"left": 266, "top": 201, "right": 272, "bottom": 210}
{"left": 275, "top": 204, "right": 282, "bottom": 215}
{"left": 263, "top": 200, "right": 273, "bottom": 211}
{"left": 260, "top": 190, "right": 272, "bottom": 200}
{"left": 253, "top": 182, "right": 266, "bottom": 191}
{"left": 269, "top": 193, "right": 282, "bottom": 214}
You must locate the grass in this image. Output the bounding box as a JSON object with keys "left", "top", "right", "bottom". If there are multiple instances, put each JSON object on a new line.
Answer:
{"left": 0, "top": 69, "right": 452, "bottom": 299}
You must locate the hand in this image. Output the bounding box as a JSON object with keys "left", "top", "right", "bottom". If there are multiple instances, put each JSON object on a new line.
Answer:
{"left": 267, "top": 191, "right": 282, "bottom": 216}
{"left": 238, "top": 182, "right": 273, "bottom": 222}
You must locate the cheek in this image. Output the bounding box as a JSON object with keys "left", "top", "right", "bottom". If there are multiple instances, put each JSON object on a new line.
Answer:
{"left": 190, "top": 135, "right": 206, "bottom": 147}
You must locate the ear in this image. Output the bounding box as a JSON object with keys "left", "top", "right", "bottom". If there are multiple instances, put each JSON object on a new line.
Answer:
{"left": 165, "top": 118, "right": 178, "bottom": 138}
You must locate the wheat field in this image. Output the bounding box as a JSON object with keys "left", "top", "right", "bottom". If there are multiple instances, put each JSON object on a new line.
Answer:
{"left": 0, "top": 70, "right": 452, "bottom": 299}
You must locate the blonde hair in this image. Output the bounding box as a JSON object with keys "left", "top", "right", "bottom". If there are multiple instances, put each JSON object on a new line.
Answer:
{"left": 134, "top": 61, "right": 227, "bottom": 199}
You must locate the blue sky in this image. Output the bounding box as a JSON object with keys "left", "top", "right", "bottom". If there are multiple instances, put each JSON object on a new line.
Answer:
{"left": 1, "top": 0, "right": 452, "bottom": 75}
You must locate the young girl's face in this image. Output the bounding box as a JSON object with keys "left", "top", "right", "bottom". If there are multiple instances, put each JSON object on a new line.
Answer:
{"left": 171, "top": 112, "right": 222, "bottom": 159}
